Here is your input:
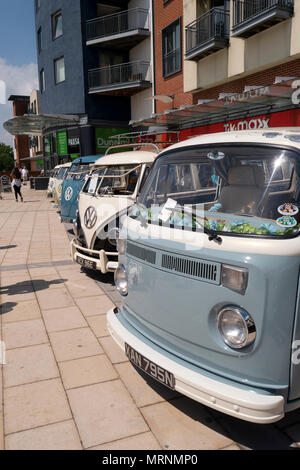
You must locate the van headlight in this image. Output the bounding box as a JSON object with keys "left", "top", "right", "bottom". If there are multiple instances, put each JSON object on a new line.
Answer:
{"left": 114, "top": 264, "right": 128, "bottom": 296}
{"left": 217, "top": 306, "right": 256, "bottom": 349}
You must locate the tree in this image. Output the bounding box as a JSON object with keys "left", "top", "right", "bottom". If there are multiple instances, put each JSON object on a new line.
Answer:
{"left": 0, "top": 143, "right": 14, "bottom": 172}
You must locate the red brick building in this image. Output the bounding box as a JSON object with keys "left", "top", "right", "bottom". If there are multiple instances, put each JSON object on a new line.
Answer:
{"left": 8, "top": 95, "right": 30, "bottom": 168}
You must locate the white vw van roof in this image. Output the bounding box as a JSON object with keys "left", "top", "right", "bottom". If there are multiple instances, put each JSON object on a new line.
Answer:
{"left": 94, "top": 151, "right": 158, "bottom": 167}
{"left": 159, "top": 128, "right": 300, "bottom": 154}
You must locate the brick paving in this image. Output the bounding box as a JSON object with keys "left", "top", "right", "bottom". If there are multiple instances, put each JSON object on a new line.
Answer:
{"left": 0, "top": 187, "right": 299, "bottom": 450}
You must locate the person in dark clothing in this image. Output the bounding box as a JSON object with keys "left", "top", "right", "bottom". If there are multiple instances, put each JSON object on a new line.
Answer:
{"left": 10, "top": 167, "right": 23, "bottom": 202}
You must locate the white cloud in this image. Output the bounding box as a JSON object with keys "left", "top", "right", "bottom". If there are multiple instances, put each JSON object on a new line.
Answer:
{"left": 0, "top": 58, "right": 38, "bottom": 146}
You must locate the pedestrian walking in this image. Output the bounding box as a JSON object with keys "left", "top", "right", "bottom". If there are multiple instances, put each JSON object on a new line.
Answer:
{"left": 10, "top": 167, "right": 23, "bottom": 202}
{"left": 21, "top": 166, "right": 29, "bottom": 185}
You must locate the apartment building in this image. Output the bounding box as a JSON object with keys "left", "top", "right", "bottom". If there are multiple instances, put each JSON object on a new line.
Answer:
{"left": 133, "top": 0, "right": 300, "bottom": 140}
{"left": 33, "top": 0, "right": 153, "bottom": 166}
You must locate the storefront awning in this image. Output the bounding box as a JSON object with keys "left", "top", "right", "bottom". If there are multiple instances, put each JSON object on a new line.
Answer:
{"left": 130, "top": 78, "right": 300, "bottom": 130}
{"left": 3, "top": 114, "right": 80, "bottom": 137}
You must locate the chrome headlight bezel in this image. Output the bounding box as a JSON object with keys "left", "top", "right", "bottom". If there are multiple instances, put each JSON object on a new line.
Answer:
{"left": 217, "top": 306, "right": 256, "bottom": 350}
{"left": 114, "top": 264, "right": 128, "bottom": 296}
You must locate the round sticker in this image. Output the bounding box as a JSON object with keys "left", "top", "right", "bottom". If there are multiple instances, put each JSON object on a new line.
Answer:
{"left": 278, "top": 203, "right": 299, "bottom": 216}
{"left": 207, "top": 151, "right": 225, "bottom": 161}
{"left": 65, "top": 186, "right": 73, "bottom": 201}
{"left": 276, "top": 216, "right": 297, "bottom": 228}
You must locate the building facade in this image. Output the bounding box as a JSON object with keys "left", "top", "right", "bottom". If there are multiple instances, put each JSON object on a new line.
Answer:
{"left": 34, "top": 0, "right": 154, "bottom": 167}
{"left": 133, "top": 0, "right": 300, "bottom": 138}
{"left": 8, "top": 95, "right": 30, "bottom": 169}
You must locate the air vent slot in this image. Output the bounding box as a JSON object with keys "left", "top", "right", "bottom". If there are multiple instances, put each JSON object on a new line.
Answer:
{"left": 127, "top": 242, "right": 156, "bottom": 265}
{"left": 161, "top": 254, "right": 220, "bottom": 284}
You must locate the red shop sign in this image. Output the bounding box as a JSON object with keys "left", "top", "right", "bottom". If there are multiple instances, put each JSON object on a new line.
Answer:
{"left": 180, "top": 108, "right": 300, "bottom": 141}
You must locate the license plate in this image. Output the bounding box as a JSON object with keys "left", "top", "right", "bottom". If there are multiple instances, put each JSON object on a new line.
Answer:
{"left": 125, "top": 343, "right": 175, "bottom": 390}
{"left": 76, "top": 256, "right": 96, "bottom": 270}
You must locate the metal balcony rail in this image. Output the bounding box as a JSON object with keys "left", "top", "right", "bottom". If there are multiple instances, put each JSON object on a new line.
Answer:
{"left": 89, "top": 60, "right": 150, "bottom": 90}
{"left": 87, "top": 8, "right": 149, "bottom": 42}
{"left": 233, "top": 0, "right": 294, "bottom": 26}
{"left": 186, "top": 8, "right": 230, "bottom": 55}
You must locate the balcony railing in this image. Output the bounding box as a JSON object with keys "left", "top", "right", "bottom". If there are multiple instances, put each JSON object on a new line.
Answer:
{"left": 87, "top": 8, "right": 149, "bottom": 43}
{"left": 232, "top": 0, "right": 294, "bottom": 38}
{"left": 185, "top": 8, "right": 230, "bottom": 61}
{"left": 88, "top": 60, "right": 151, "bottom": 95}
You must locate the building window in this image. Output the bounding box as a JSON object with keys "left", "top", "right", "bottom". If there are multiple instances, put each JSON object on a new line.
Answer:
{"left": 54, "top": 57, "right": 65, "bottom": 84}
{"left": 52, "top": 10, "right": 63, "bottom": 39}
{"left": 40, "top": 69, "right": 45, "bottom": 93}
{"left": 37, "top": 28, "right": 42, "bottom": 53}
{"left": 162, "top": 18, "right": 181, "bottom": 78}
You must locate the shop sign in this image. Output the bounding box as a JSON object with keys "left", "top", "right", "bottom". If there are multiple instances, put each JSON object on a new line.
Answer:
{"left": 223, "top": 118, "right": 270, "bottom": 132}
{"left": 95, "top": 128, "right": 129, "bottom": 153}
{"left": 224, "top": 87, "right": 270, "bottom": 105}
{"left": 57, "top": 131, "right": 68, "bottom": 156}
{"left": 68, "top": 137, "right": 80, "bottom": 147}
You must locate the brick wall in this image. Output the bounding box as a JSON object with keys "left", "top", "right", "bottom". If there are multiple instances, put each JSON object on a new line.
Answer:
{"left": 193, "top": 58, "right": 300, "bottom": 103}
{"left": 154, "top": 0, "right": 193, "bottom": 114}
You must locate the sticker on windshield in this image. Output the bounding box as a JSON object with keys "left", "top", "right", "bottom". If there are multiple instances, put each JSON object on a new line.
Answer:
{"left": 277, "top": 203, "right": 299, "bottom": 216}
{"left": 207, "top": 151, "right": 225, "bottom": 161}
{"left": 88, "top": 176, "right": 98, "bottom": 194}
{"left": 158, "top": 198, "right": 177, "bottom": 222}
{"left": 276, "top": 216, "right": 297, "bottom": 228}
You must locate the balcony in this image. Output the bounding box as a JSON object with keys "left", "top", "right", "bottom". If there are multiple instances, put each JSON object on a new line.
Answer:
{"left": 232, "top": 0, "right": 294, "bottom": 38}
{"left": 185, "top": 8, "right": 230, "bottom": 61}
{"left": 88, "top": 60, "right": 151, "bottom": 96}
{"left": 86, "top": 8, "right": 150, "bottom": 49}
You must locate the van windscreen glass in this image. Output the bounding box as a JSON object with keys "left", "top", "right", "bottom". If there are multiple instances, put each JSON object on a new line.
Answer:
{"left": 135, "top": 145, "right": 300, "bottom": 238}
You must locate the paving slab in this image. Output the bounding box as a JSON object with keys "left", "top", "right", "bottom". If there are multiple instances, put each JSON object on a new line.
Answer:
{"left": 4, "top": 378, "right": 72, "bottom": 434}
{"left": 86, "top": 314, "right": 110, "bottom": 338}
{"left": 99, "top": 336, "right": 128, "bottom": 364}
{"left": 67, "top": 380, "right": 149, "bottom": 449}
{"left": 5, "top": 420, "right": 82, "bottom": 450}
{"left": 36, "top": 287, "right": 75, "bottom": 310}
{"left": 89, "top": 432, "right": 161, "bottom": 450}
{"left": 42, "top": 305, "right": 87, "bottom": 333}
{"left": 59, "top": 355, "right": 118, "bottom": 390}
{"left": 50, "top": 327, "right": 103, "bottom": 362}
{"left": 140, "top": 398, "right": 233, "bottom": 450}
{"left": 2, "top": 319, "right": 48, "bottom": 350}
{"left": 4, "top": 344, "right": 59, "bottom": 388}
{"left": 1, "top": 299, "right": 41, "bottom": 324}
{"left": 75, "top": 295, "right": 114, "bottom": 317}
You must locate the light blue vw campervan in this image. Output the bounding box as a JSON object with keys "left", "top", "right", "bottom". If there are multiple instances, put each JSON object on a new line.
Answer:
{"left": 108, "top": 128, "right": 300, "bottom": 424}
{"left": 60, "top": 156, "right": 103, "bottom": 224}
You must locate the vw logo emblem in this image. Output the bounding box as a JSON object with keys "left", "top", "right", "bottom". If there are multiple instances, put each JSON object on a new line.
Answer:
{"left": 65, "top": 187, "right": 73, "bottom": 201}
{"left": 84, "top": 206, "right": 97, "bottom": 229}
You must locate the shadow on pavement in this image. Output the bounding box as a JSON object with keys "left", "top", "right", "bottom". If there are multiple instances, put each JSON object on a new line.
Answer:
{"left": 0, "top": 278, "right": 67, "bottom": 295}
{"left": 132, "top": 365, "right": 297, "bottom": 450}
{"left": 0, "top": 301, "right": 17, "bottom": 315}
{"left": 0, "top": 245, "right": 17, "bottom": 250}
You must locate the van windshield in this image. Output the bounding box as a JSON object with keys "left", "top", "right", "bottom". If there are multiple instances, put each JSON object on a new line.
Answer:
{"left": 136, "top": 145, "right": 300, "bottom": 238}
{"left": 83, "top": 165, "right": 141, "bottom": 196}
{"left": 56, "top": 167, "right": 68, "bottom": 180}
{"left": 66, "top": 164, "right": 90, "bottom": 181}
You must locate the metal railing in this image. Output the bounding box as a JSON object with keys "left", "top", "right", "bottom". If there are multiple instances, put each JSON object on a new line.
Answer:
{"left": 89, "top": 60, "right": 150, "bottom": 90}
{"left": 233, "top": 0, "right": 294, "bottom": 26}
{"left": 87, "top": 8, "right": 149, "bottom": 42}
{"left": 186, "top": 8, "right": 230, "bottom": 55}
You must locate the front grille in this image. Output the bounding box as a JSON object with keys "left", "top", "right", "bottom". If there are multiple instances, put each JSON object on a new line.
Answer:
{"left": 127, "top": 242, "right": 156, "bottom": 265}
{"left": 161, "top": 254, "right": 220, "bottom": 284}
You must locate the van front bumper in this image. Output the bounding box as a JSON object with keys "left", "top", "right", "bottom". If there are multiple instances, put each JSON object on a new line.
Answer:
{"left": 107, "top": 308, "right": 285, "bottom": 424}
{"left": 70, "top": 238, "right": 118, "bottom": 274}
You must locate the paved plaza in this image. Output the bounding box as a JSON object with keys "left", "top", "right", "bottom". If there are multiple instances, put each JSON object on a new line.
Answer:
{"left": 0, "top": 187, "right": 300, "bottom": 450}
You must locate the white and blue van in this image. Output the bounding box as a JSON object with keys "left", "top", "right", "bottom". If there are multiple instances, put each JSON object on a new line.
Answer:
{"left": 108, "top": 128, "right": 300, "bottom": 424}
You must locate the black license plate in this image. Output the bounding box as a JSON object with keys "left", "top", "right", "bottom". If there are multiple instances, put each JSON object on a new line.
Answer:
{"left": 125, "top": 343, "right": 175, "bottom": 390}
{"left": 77, "top": 256, "right": 96, "bottom": 270}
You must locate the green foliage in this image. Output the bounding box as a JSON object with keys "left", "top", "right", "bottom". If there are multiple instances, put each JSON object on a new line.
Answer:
{"left": 0, "top": 142, "right": 14, "bottom": 172}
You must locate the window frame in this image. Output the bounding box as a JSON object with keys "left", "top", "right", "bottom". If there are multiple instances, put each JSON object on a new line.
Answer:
{"left": 37, "top": 27, "right": 42, "bottom": 54}
{"left": 54, "top": 56, "right": 66, "bottom": 85}
{"left": 162, "top": 17, "right": 182, "bottom": 78}
{"left": 40, "top": 69, "right": 45, "bottom": 93}
{"left": 52, "top": 9, "right": 63, "bottom": 40}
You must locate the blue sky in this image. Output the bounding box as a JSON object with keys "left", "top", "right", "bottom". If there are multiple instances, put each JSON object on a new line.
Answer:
{"left": 0, "top": 0, "right": 38, "bottom": 145}
{"left": 0, "top": 0, "right": 37, "bottom": 66}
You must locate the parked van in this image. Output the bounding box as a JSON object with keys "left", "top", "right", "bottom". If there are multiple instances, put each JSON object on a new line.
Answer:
{"left": 47, "top": 166, "right": 59, "bottom": 198}
{"left": 60, "top": 155, "right": 103, "bottom": 224}
{"left": 108, "top": 128, "right": 300, "bottom": 424}
{"left": 70, "top": 147, "right": 158, "bottom": 274}
{"left": 52, "top": 162, "right": 72, "bottom": 206}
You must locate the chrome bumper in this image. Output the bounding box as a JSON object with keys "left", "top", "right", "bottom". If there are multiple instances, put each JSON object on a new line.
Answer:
{"left": 70, "top": 238, "right": 118, "bottom": 274}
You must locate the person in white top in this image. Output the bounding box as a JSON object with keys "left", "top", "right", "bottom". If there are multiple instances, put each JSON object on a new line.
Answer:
{"left": 21, "top": 166, "right": 29, "bottom": 185}
{"left": 10, "top": 167, "right": 23, "bottom": 202}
